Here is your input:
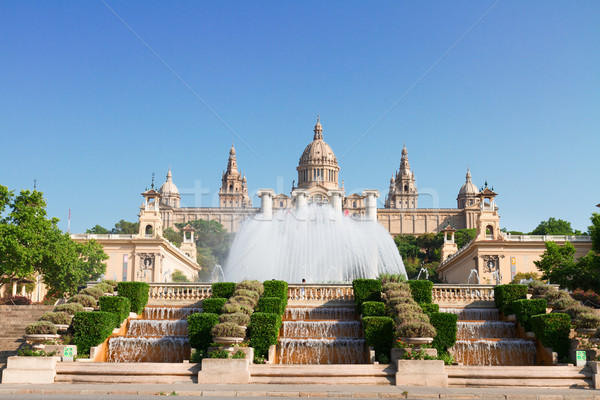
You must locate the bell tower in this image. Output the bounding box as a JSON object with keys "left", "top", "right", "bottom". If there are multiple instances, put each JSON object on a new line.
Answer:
{"left": 139, "top": 180, "right": 163, "bottom": 239}
{"left": 385, "top": 145, "right": 418, "bottom": 208}
{"left": 179, "top": 224, "right": 197, "bottom": 259}
{"left": 475, "top": 184, "right": 502, "bottom": 241}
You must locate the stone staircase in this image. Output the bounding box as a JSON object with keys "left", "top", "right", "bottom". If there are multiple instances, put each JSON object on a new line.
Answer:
{"left": 249, "top": 364, "right": 395, "bottom": 384}
{"left": 446, "top": 365, "right": 593, "bottom": 387}
{"left": 55, "top": 362, "right": 200, "bottom": 384}
{"left": 0, "top": 305, "right": 54, "bottom": 370}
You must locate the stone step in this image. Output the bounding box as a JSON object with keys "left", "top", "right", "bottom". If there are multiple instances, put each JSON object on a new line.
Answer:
{"left": 55, "top": 362, "right": 200, "bottom": 384}
{"left": 55, "top": 374, "right": 196, "bottom": 384}
{"left": 448, "top": 377, "right": 592, "bottom": 388}
{"left": 251, "top": 375, "right": 393, "bottom": 384}
{"left": 446, "top": 366, "right": 593, "bottom": 388}
{"left": 249, "top": 364, "right": 395, "bottom": 384}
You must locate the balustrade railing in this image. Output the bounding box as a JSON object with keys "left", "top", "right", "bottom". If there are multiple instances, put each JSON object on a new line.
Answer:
{"left": 141, "top": 282, "right": 496, "bottom": 304}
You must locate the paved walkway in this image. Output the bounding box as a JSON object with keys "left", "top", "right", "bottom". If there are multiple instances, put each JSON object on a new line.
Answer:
{"left": 0, "top": 383, "right": 598, "bottom": 399}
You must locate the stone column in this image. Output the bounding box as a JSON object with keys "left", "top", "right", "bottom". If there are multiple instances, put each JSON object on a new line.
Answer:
{"left": 257, "top": 189, "right": 275, "bottom": 220}
{"left": 292, "top": 189, "right": 309, "bottom": 210}
{"left": 328, "top": 190, "right": 345, "bottom": 213}
{"left": 362, "top": 190, "right": 380, "bottom": 222}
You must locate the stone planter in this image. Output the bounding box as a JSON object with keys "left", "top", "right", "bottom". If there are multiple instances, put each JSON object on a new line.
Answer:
{"left": 198, "top": 358, "right": 249, "bottom": 384}
{"left": 22, "top": 334, "right": 60, "bottom": 350}
{"left": 391, "top": 347, "right": 438, "bottom": 363}
{"left": 83, "top": 307, "right": 94, "bottom": 312}
{"left": 395, "top": 359, "right": 447, "bottom": 387}
{"left": 400, "top": 337, "right": 434, "bottom": 346}
{"left": 55, "top": 324, "right": 70, "bottom": 332}
{"left": 576, "top": 328, "right": 597, "bottom": 335}
{"left": 212, "top": 336, "right": 245, "bottom": 345}
{"left": 207, "top": 346, "right": 254, "bottom": 362}
{"left": 1, "top": 356, "right": 61, "bottom": 383}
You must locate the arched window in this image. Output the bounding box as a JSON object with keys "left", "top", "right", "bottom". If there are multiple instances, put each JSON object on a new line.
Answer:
{"left": 486, "top": 225, "right": 494, "bottom": 240}
{"left": 145, "top": 225, "right": 153, "bottom": 235}
{"left": 353, "top": 201, "right": 357, "bottom": 208}
{"left": 280, "top": 201, "right": 284, "bottom": 207}
{"left": 404, "top": 185, "right": 408, "bottom": 192}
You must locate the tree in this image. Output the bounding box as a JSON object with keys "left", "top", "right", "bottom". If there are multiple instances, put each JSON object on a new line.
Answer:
{"left": 454, "top": 229, "right": 476, "bottom": 249}
{"left": 111, "top": 220, "right": 139, "bottom": 234}
{"left": 0, "top": 184, "right": 108, "bottom": 297}
{"left": 175, "top": 219, "right": 233, "bottom": 265}
{"left": 534, "top": 241, "right": 578, "bottom": 289}
{"left": 416, "top": 233, "right": 443, "bottom": 262}
{"left": 86, "top": 225, "right": 110, "bottom": 234}
{"left": 171, "top": 269, "right": 189, "bottom": 282}
{"left": 163, "top": 228, "right": 183, "bottom": 247}
{"left": 530, "top": 217, "right": 577, "bottom": 235}
{"left": 589, "top": 213, "right": 600, "bottom": 252}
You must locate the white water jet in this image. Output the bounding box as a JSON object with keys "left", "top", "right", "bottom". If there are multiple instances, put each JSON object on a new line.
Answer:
{"left": 467, "top": 269, "right": 480, "bottom": 284}
{"left": 128, "top": 320, "right": 188, "bottom": 337}
{"left": 282, "top": 320, "right": 362, "bottom": 338}
{"left": 452, "top": 339, "right": 536, "bottom": 366}
{"left": 286, "top": 307, "right": 357, "bottom": 321}
{"left": 224, "top": 204, "right": 406, "bottom": 283}
{"left": 278, "top": 338, "right": 366, "bottom": 364}
{"left": 457, "top": 321, "right": 516, "bottom": 339}
{"left": 143, "top": 307, "right": 202, "bottom": 320}
{"left": 108, "top": 336, "right": 190, "bottom": 363}
{"left": 439, "top": 308, "right": 499, "bottom": 321}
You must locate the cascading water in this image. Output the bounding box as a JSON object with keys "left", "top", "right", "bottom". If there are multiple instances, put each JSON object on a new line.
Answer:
{"left": 447, "top": 307, "right": 536, "bottom": 366}
{"left": 278, "top": 306, "right": 366, "bottom": 364}
{"left": 108, "top": 306, "right": 199, "bottom": 363}
{"left": 224, "top": 204, "right": 406, "bottom": 283}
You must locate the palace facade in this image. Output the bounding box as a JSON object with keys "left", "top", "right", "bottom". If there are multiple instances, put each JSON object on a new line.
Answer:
{"left": 154, "top": 118, "right": 485, "bottom": 236}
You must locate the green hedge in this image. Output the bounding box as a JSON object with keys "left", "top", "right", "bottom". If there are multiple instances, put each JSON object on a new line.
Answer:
{"left": 188, "top": 313, "right": 219, "bottom": 352}
{"left": 512, "top": 298, "right": 547, "bottom": 332}
{"left": 256, "top": 297, "right": 284, "bottom": 315}
{"left": 263, "top": 280, "right": 288, "bottom": 312}
{"left": 531, "top": 313, "right": 571, "bottom": 359}
{"left": 352, "top": 279, "right": 381, "bottom": 313}
{"left": 419, "top": 303, "right": 440, "bottom": 315}
{"left": 429, "top": 312, "right": 458, "bottom": 352}
{"left": 202, "top": 298, "right": 227, "bottom": 315}
{"left": 408, "top": 280, "right": 433, "bottom": 304}
{"left": 99, "top": 296, "right": 131, "bottom": 328}
{"left": 211, "top": 282, "right": 236, "bottom": 299}
{"left": 362, "top": 301, "right": 385, "bottom": 317}
{"left": 249, "top": 312, "right": 282, "bottom": 358}
{"left": 362, "top": 316, "right": 394, "bottom": 358}
{"left": 494, "top": 284, "right": 527, "bottom": 315}
{"left": 72, "top": 311, "right": 117, "bottom": 355}
{"left": 117, "top": 282, "right": 149, "bottom": 315}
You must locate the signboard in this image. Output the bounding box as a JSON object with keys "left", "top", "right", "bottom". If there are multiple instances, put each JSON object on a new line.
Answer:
{"left": 63, "top": 345, "right": 76, "bottom": 362}
{"left": 510, "top": 257, "right": 516, "bottom": 280}
{"left": 576, "top": 350, "right": 586, "bottom": 363}
{"left": 122, "top": 254, "right": 128, "bottom": 282}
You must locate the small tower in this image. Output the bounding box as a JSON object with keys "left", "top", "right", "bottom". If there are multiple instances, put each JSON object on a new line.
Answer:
{"left": 457, "top": 169, "right": 479, "bottom": 209}
{"left": 179, "top": 224, "right": 197, "bottom": 259}
{"left": 475, "top": 185, "right": 502, "bottom": 241}
{"left": 139, "top": 187, "right": 163, "bottom": 239}
{"left": 159, "top": 167, "right": 180, "bottom": 208}
{"left": 386, "top": 145, "right": 418, "bottom": 209}
{"left": 440, "top": 225, "right": 459, "bottom": 262}
{"left": 219, "top": 144, "right": 252, "bottom": 208}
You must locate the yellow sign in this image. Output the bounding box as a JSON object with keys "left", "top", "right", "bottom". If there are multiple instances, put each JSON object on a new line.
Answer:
{"left": 511, "top": 257, "right": 516, "bottom": 265}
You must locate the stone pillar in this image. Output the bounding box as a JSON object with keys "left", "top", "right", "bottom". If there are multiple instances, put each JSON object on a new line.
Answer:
{"left": 328, "top": 189, "right": 345, "bottom": 213}
{"left": 362, "top": 190, "right": 380, "bottom": 222}
{"left": 257, "top": 189, "right": 275, "bottom": 220}
{"left": 292, "top": 189, "right": 309, "bottom": 210}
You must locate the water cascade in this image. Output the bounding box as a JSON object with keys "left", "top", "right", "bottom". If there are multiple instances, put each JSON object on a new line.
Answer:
{"left": 448, "top": 308, "right": 536, "bottom": 366}
{"left": 107, "top": 306, "right": 200, "bottom": 363}
{"left": 278, "top": 306, "right": 366, "bottom": 364}
{"left": 224, "top": 204, "right": 406, "bottom": 283}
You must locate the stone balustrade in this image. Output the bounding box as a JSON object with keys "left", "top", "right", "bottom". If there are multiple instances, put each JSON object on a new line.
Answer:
{"left": 143, "top": 282, "right": 496, "bottom": 305}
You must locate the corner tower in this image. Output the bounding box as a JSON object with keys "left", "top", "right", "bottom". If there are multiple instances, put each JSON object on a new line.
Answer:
{"left": 219, "top": 144, "right": 252, "bottom": 208}
{"left": 385, "top": 145, "right": 418, "bottom": 209}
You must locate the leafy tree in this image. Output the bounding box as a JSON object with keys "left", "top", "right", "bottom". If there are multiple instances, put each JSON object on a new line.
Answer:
{"left": 0, "top": 184, "right": 108, "bottom": 296}
{"left": 86, "top": 225, "right": 110, "bottom": 234}
{"left": 111, "top": 220, "right": 139, "bottom": 234}
{"left": 394, "top": 235, "right": 420, "bottom": 260}
{"left": 171, "top": 269, "right": 189, "bottom": 282}
{"left": 163, "top": 228, "right": 182, "bottom": 247}
{"left": 416, "top": 233, "right": 443, "bottom": 262}
{"left": 454, "top": 229, "right": 476, "bottom": 249}
{"left": 589, "top": 213, "right": 600, "bottom": 252}
{"left": 530, "top": 217, "right": 578, "bottom": 235}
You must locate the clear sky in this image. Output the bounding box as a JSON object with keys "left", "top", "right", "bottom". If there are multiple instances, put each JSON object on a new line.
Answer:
{"left": 1, "top": 1, "right": 598, "bottom": 234}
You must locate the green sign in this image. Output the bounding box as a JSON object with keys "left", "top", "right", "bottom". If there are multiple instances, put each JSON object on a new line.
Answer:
{"left": 64, "top": 347, "right": 73, "bottom": 358}
{"left": 576, "top": 350, "right": 586, "bottom": 362}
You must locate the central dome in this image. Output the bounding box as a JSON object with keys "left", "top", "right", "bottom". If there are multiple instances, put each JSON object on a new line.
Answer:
{"left": 296, "top": 117, "right": 340, "bottom": 192}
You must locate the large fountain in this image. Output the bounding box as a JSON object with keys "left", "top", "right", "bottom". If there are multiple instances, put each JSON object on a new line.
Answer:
{"left": 224, "top": 190, "right": 407, "bottom": 283}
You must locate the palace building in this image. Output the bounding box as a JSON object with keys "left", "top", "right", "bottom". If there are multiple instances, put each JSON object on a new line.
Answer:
{"left": 154, "top": 118, "right": 484, "bottom": 236}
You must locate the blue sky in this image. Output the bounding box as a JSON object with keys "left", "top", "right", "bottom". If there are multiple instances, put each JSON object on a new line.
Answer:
{"left": 1, "top": 1, "right": 598, "bottom": 234}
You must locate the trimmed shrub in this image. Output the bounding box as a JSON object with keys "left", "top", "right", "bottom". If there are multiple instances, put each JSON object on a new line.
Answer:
{"left": 79, "top": 286, "right": 104, "bottom": 300}
{"left": 382, "top": 289, "right": 412, "bottom": 302}
{"left": 68, "top": 294, "right": 97, "bottom": 308}
{"left": 256, "top": 297, "right": 284, "bottom": 315}
{"left": 353, "top": 279, "right": 382, "bottom": 313}
{"left": 188, "top": 313, "right": 219, "bottom": 352}
{"left": 387, "top": 297, "right": 416, "bottom": 308}
{"left": 219, "top": 312, "right": 250, "bottom": 326}
{"left": 362, "top": 316, "right": 394, "bottom": 357}
{"left": 0, "top": 295, "right": 32, "bottom": 305}
{"left": 211, "top": 282, "right": 236, "bottom": 299}
{"left": 211, "top": 322, "right": 246, "bottom": 337}
{"left": 382, "top": 282, "right": 410, "bottom": 293}
{"left": 102, "top": 279, "right": 118, "bottom": 291}
{"left": 408, "top": 280, "right": 434, "bottom": 304}
{"left": 117, "top": 282, "right": 149, "bottom": 315}
{"left": 222, "top": 303, "right": 241, "bottom": 314}
{"left": 396, "top": 321, "right": 436, "bottom": 338}
{"left": 531, "top": 313, "right": 571, "bottom": 359}
{"left": 94, "top": 282, "right": 113, "bottom": 294}
{"left": 249, "top": 312, "right": 281, "bottom": 358}
{"left": 532, "top": 284, "right": 554, "bottom": 297}
{"left": 429, "top": 312, "right": 457, "bottom": 352}
{"left": 379, "top": 273, "right": 407, "bottom": 284}
{"left": 394, "top": 312, "right": 430, "bottom": 325}
{"left": 263, "top": 280, "right": 288, "bottom": 311}
{"left": 72, "top": 311, "right": 117, "bottom": 355}
{"left": 552, "top": 297, "right": 578, "bottom": 310}
{"left": 39, "top": 311, "right": 72, "bottom": 326}
{"left": 202, "top": 298, "right": 227, "bottom": 315}
{"left": 55, "top": 303, "right": 85, "bottom": 315}
{"left": 419, "top": 303, "right": 440, "bottom": 316}
{"left": 362, "top": 301, "right": 385, "bottom": 317}
{"left": 494, "top": 284, "right": 527, "bottom": 315}
{"left": 546, "top": 289, "right": 571, "bottom": 305}
{"left": 25, "top": 321, "right": 57, "bottom": 335}
{"left": 234, "top": 289, "right": 260, "bottom": 303}
{"left": 239, "top": 304, "right": 253, "bottom": 315}
{"left": 563, "top": 304, "right": 589, "bottom": 319}
{"left": 512, "top": 298, "right": 547, "bottom": 331}
{"left": 575, "top": 312, "right": 600, "bottom": 329}
{"left": 236, "top": 280, "right": 264, "bottom": 296}
{"left": 230, "top": 295, "right": 257, "bottom": 307}
{"left": 99, "top": 296, "right": 131, "bottom": 328}
{"left": 391, "top": 303, "right": 423, "bottom": 316}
